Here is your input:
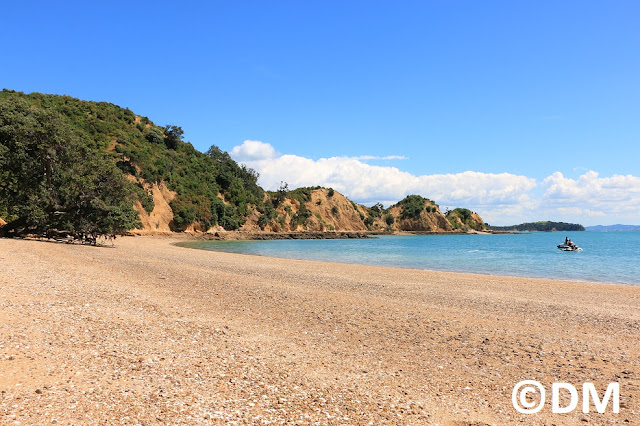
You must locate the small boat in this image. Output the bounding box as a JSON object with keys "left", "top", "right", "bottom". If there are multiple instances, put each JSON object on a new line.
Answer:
{"left": 557, "top": 243, "right": 582, "bottom": 251}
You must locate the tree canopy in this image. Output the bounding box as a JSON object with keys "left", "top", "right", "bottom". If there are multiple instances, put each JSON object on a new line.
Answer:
{"left": 488, "top": 221, "right": 584, "bottom": 232}
{"left": 0, "top": 96, "right": 139, "bottom": 240}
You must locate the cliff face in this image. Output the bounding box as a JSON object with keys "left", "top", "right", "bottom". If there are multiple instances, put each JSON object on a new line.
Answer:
{"left": 127, "top": 186, "right": 487, "bottom": 235}
{"left": 239, "top": 188, "right": 369, "bottom": 233}
{"left": 231, "top": 190, "right": 487, "bottom": 235}
{"left": 130, "top": 182, "right": 177, "bottom": 235}
{"left": 386, "top": 204, "right": 453, "bottom": 232}
{"left": 307, "top": 189, "right": 370, "bottom": 232}
{"left": 445, "top": 208, "right": 487, "bottom": 232}
{"left": 288, "top": 189, "right": 368, "bottom": 232}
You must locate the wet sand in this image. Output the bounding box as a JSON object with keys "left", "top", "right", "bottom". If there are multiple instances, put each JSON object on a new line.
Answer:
{"left": 1, "top": 236, "right": 638, "bottom": 424}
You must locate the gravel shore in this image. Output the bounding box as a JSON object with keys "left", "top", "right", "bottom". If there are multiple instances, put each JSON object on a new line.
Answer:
{"left": 1, "top": 236, "right": 638, "bottom": 424}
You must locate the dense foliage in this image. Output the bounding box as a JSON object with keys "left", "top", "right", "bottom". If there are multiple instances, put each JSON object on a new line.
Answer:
{"left": 284, "top": 186, "right": 321, "bottom": 204}
{"left": 392, "top": 195, "right": 436, "bottom": 219}
{"left": 446, "top": 208, "right": 485, "bottom": 231}
{"left": 0, "top": 95, "right": 139, "bottom": 240}
{"left": 488, "top": 221, "right": 585, "bottom": 232}
{"left": 0, "top": 90, "right": 264, "bottom": 232}
{"left": 384, "top": 214, "right": 395, "bottom": 225}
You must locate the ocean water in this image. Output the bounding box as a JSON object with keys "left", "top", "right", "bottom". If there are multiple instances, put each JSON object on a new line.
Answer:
{"left": 179, "top": 232, "right": 640, "bottom": 285}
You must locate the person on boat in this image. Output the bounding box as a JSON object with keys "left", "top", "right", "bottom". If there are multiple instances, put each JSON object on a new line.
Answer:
{"left": 565, "top": 236, "right": 569, "bottom": 244}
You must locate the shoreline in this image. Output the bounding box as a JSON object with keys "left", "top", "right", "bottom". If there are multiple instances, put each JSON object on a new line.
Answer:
{"left": 1, "top": 236, "right": 639, "bottom": 424}
{"left": 128, "top": 229, "right": 504, "bottom": 240}
{"left": 178, "top": 234, "right": 639, "bottom": 287}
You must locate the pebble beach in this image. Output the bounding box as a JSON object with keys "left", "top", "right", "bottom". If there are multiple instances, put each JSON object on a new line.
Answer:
{"left": 1, "top": 236, "right": 639, "bottom": 424}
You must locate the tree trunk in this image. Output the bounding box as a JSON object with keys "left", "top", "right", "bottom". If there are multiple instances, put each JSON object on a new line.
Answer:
{"left": 0, "top": 216, "right": 28, "bottom": 238}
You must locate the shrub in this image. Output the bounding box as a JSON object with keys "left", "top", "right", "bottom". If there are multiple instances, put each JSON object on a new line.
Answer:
{"left": 270, "top": 181, "right": 289, "bottom": 207}
{"left": 288, "top": 187, "right": 313, "bottom": 203}
{"left": 170, "top": 198, "right": 196, "bottom": 230}
{"left": 447, "top": 208, "right": 483, "bottom": 231}
{"left": 364, "top": 216, "right": 374, "bottom": 229}
{"left": 163, "top": 125, "right": 183, "bottom": 149}
{"left": 219, "top": 215, "right": 240, "bottom": 230}
{"left": 291, "top": 203, "right": 312, "bottom": 228}
{"left": 145, "top": 128, "right": 164, "bottom": 144}
{"left": 257, "top": 205, "right": 277, "bottom": 229}
{"left": 370, "top": 202, "right": 384, "bottom": 217}
{"left": 257, "top": 214, "right": 271, "bottom": 229}
{"left": 331, "top": 206, "right": 339, "bottom": 215}
{"left": 396, "top": 195, "right": 426, "bottom": 219}
{"left": 132, "top": 183, "right": 155, "bottom": 214}
{"left": 384, "top": 214, "right": 395, "bottom": 225}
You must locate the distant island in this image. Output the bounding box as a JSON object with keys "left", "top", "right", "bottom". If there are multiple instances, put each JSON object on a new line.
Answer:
{"left": 488, "top": 221, "right": 585, "bottom": 232}
{"left": 585, "top": 224, "right": 640, "bottom": 232}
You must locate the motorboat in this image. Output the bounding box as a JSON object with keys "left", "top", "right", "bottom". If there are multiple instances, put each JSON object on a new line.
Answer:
{"left": 557, "top": 242, "right": 582, "bottom": 251}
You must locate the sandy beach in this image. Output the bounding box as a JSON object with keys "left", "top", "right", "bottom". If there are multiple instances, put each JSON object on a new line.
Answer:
{"left": 1, "top": 236, "right": 638, "bottom": 425}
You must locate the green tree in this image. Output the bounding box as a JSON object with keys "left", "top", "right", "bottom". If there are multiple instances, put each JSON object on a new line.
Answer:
{"left": 145, "top": 128, "right": 164, "bottom": 144}
{"left": 397, "top": 195, "right": 426, "bottom": 219}
{"left": 364, "top": 216, "right": 375, "bottom": 229}
{"left": 0, "top": 97, "right": 139, "bottom": 239}
{"left": 384, "top": 214, "right": 395, "bottom": 225}
{"left": 163, "top": 125, "right": 183, "bottom": 149}
{"left": 370, "top": 202, "right": 384, "bottom": 217}
{"left": 271, "top": 181, "right": 289, "bottom": 207}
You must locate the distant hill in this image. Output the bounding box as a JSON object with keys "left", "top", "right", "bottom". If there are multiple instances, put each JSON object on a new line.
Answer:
{"left": 585, "top": 224, "right": 640, "bottom": 232}
{"left": 377, "top": 196, "right": 486, "bottom": 233}
{"left": 0, "top": 90, "right": 486, "bottom": 237}
{"left": 488, "top": 221, "right": 585, "bottom": 232}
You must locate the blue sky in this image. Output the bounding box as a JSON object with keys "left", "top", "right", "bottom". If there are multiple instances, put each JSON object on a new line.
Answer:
{"left": 2, "top": 1, "right": 639, "bottom": 225}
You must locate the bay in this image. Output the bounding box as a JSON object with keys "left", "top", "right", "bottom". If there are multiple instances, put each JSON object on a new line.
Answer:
{"left": 179, "top": 232, "right": 640, "bottom": 285}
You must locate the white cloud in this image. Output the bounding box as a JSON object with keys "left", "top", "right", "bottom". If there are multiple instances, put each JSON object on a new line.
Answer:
{"left": 232, "top": 141, "right": 535, "bottom": 206}
{"left": 230, "top": 141, "right": 640, "bottom": 225}
{"left": 541, "top": 171, "right": 640, "bottom": 213}
{"left": 353, "top": 155, "right": 408, "bottom": 160}
{"left": 230, "top": 140, "right": 278, "bottom": 161}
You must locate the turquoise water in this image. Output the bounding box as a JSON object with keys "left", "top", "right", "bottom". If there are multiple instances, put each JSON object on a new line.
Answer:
{"left": 180, "top": 232, "right": 640, "bottom": 285}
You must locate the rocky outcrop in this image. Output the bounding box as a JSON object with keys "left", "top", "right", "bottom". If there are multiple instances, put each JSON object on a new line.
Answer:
{"left": 128, "top": 184, "right": 486, "bottom": 237}
{"left": 130, "top": 182, "right": 177, "bottom": 235}
{"left": 386, "top": 204, "right": 453, "bottom": 232}
{"left": 445, "top": 208, "right": 487, "bottom": 232}
{"left": 238, "top": 188, "right": 370, "bottom": 233}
